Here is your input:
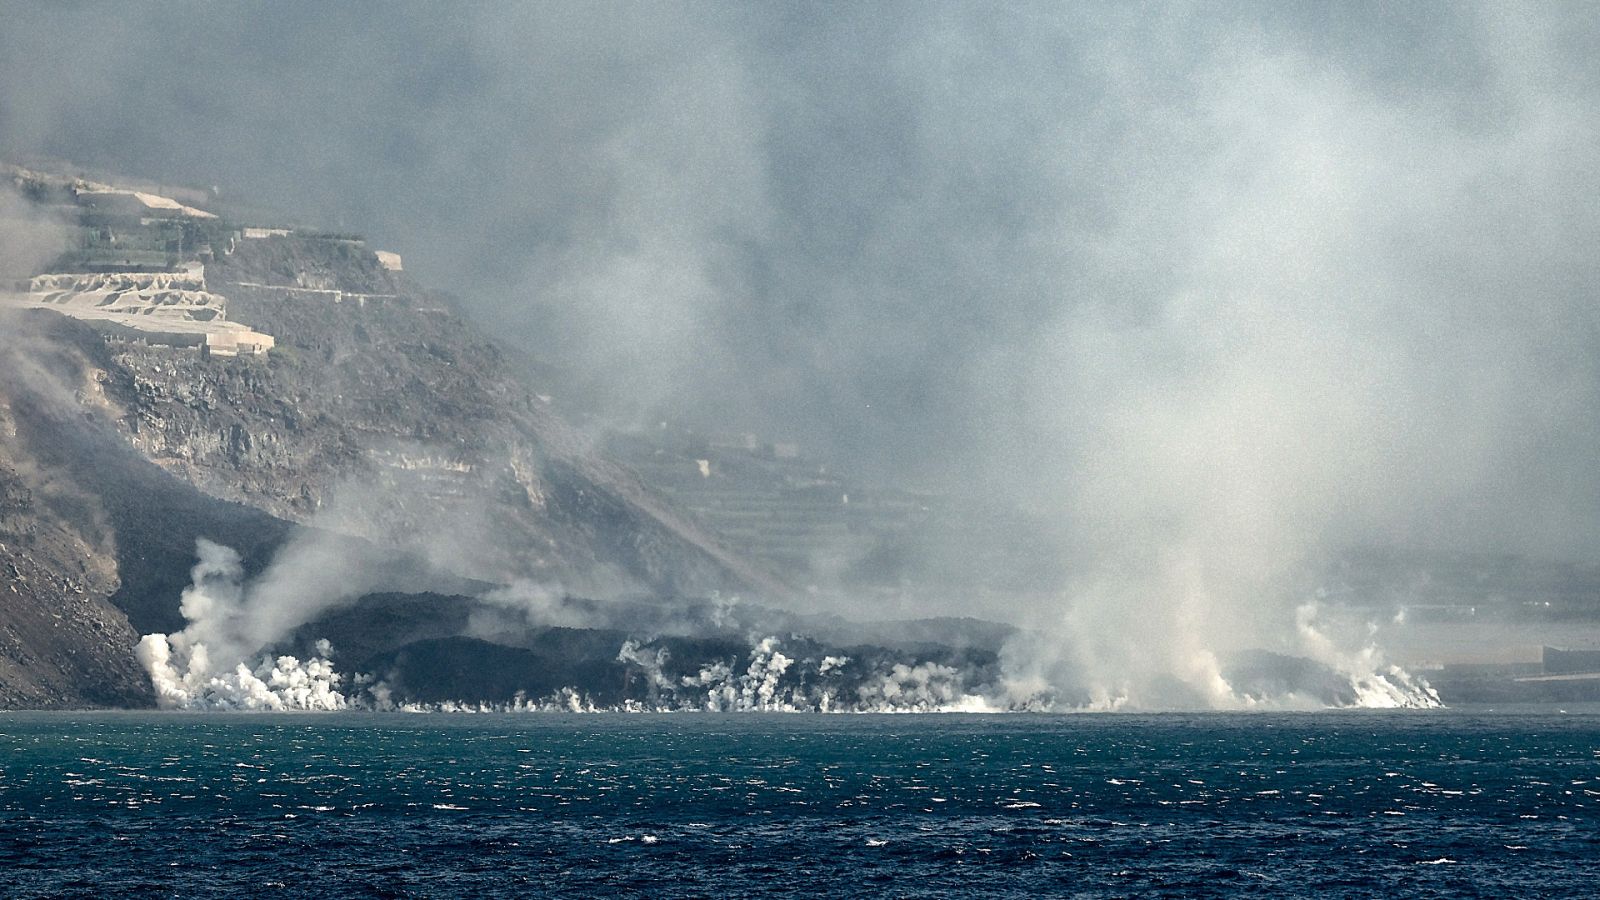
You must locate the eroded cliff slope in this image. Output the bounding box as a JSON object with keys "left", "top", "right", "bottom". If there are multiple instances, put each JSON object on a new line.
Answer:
{"left": 0, "top": 211, "right": 788, "bottom": 707}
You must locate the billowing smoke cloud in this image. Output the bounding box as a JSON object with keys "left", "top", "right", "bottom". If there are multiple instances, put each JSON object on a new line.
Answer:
{"left": 135, "top": 510, "right": 456, "bottom": 708}
{"left": 979, "top": 9, "right": 1598, "bottom": 707}
{"left": 138, "top": 539, "right": 352, "bottom": 710}
{"left": 4, "top": 5, "right": 1596, "bottom": 504}
{"left": 10, "top": 4, "right": 1600, "bottom": 708}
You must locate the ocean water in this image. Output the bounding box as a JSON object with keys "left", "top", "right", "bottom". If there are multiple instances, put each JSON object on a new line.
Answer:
{"left": 2, "top": 711, "right": 1598, "bottom": 897}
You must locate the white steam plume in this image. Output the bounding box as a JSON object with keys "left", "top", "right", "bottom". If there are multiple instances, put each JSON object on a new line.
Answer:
{"left": 984, "top": 24, "right": 1596, "bottom": 710}
{"left": 136, "top": 537, "right": 386, "bottom": 710}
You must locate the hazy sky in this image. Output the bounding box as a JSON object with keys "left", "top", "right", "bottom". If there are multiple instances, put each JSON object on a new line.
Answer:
{"left": 5, "top": 1, "right": 1600, "bottom": 566}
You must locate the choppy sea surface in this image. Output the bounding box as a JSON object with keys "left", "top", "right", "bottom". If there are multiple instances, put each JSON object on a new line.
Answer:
{"left": 2, "top": 710, "right": 1598, "bottom": 897}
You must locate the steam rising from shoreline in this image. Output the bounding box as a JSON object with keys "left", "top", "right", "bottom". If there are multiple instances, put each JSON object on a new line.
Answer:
{"left": 138, "top": 541, "right": 1437, "bottom": 712}
{"left": 136, "top": 537, "right": 392, "bottom": 710}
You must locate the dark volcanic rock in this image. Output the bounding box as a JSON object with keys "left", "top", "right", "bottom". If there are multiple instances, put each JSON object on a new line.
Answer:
{"left": 0, "top": 228, "right": 790, "bottom": 708}
{"left": 0, "top": 312, "right": 222, "bottom": 705}
{"left": 369, "top": 632, "right": 632, "bottom": 706}
{"left": 111, "top": 237, "right": 790, "bottom": 598}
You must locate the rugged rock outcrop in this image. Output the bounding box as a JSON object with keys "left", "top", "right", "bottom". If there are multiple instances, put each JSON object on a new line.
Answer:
{"left": 118, "top": 236, "right": 788, "bottom": 598}
{"left": 0, "top": 227, "right": 792, "bottom": 707}
{"left": 1, "top": 168, "right": 1031, "bottom": 711}
{"left": 0, "top": 312, "right": 226, "bottom": 706}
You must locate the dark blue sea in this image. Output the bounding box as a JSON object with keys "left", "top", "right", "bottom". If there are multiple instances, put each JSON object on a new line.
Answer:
{"left": 2, "top": 710, "right": 1598, "bottom": 897}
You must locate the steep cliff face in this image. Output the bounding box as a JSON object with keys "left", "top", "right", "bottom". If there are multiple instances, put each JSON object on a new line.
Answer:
{"left": 0, "top": 428, "right": 146, "bottom": 707}
{"left": 0, "top": 231, "right": 787, "bottom": 708}
{"left": 0, "top": 312, "right": 212, "bottom": 707}
{"left": 110, "top": 236, "right": 785, "bottom": 598}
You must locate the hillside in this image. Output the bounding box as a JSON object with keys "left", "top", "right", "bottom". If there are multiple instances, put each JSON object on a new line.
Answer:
{"left": 0, "top": 166, "right": 810, "bottom": 707}
{"left": 0, "top": 166, "right": 1030, "bottom": 711}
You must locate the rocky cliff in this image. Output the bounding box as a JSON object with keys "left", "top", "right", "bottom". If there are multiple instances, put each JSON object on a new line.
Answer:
{"left": 124, "top": 235, "right": 786, "bottom": 598}
{"left": 0, "top": 199, "right": 799, "bottom": 707}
